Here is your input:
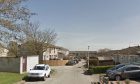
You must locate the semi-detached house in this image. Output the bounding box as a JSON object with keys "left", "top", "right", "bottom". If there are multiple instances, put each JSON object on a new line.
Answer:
{"left": 43, "top": 45, "right": 69, "bottom": 60}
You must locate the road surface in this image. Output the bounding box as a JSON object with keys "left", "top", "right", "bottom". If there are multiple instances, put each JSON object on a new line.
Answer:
{"left": 25, "top": 60, "right": 99, "bottom": 84}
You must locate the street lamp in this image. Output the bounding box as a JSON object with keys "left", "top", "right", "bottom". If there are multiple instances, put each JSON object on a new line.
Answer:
{"left": 87, "top": 46, "right": 90, "bottom": 69}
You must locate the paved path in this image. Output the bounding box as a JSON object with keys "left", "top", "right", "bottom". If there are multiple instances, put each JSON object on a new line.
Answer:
{"left": 25, "top": 61, "right": 99, "bottom": 84}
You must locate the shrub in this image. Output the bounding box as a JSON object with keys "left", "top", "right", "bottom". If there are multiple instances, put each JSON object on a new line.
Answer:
{"left": 89, "top": 65, "right": 114, "bottom": 74}
{"left": 125, "top": 79, "right": 130, "bottom": 84}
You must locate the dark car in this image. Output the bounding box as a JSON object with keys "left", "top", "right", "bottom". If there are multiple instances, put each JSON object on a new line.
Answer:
{"left": 106, "top": 64, "right": 125, "bottom": 75}
{"left": 107, "top": 65, "right": 140, "bottom": 80}
{"left": 66, "top": 60, "right": 77, "bottom": 66}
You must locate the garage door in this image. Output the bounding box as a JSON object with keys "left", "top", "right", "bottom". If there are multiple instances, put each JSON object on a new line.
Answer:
{"left": 26, "top": 56, "right": 39, "bottom": 72}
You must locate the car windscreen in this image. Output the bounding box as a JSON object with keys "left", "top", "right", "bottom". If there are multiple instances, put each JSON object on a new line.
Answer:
{"left": 116, "top": 64, "right": 125, "bottom": 69}
{"left": 33, "top": 66, "right": 45, "bottom": 70}
{"left": 116, "top": 66, "right": 126, "bottom": 72}
{"left": 111, "top": 64, "right": 125, "bottom": 70}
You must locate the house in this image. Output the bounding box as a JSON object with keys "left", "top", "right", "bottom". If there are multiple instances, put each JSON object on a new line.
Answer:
{"left": 89, "top": 56, "right": 114, "bottom": 66}
{"left": 69, "top": 51, "right": 97, "bottom": 59}
{"left": 0, "top": 47, "right": 9, "bottom": 57}
{"left": 43, "top": 45, "right": 69, "bottom": 60}
{"left": 112, "top": 54, "right": 140, "bottom": 64}
{"left": 90, "top": 46, "right": 140, "bottom": 65}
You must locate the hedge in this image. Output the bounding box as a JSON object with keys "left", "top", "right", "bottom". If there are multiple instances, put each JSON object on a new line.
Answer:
{"left": 88, "top": 65, "right": 114, "bottom": 74}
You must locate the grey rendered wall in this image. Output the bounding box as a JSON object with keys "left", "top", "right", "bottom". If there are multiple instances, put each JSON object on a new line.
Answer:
{"left": 0, "top": 57, "right": 20, "bottom": 73}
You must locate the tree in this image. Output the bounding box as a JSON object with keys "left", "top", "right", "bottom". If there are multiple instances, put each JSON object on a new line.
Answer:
{"left": 0, "top": 0, "right": 33, "bottom": 47}
{"left": 19, "top": 22, "right": 57, "bottom": 60}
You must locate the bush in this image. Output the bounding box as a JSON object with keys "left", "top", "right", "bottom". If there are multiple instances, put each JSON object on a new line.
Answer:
{"left": 89, "top": 65, "right": 114, "bottom": 74}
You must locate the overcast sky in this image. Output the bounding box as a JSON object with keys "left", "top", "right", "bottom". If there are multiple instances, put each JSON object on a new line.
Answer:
{"left": 27, "top": 0, "right": 140, "bottom": 51}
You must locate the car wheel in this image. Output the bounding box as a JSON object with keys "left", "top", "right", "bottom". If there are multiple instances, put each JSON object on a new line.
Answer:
{"left": 42, "top": 75, "right": 46, "bottom": 81}
{"left": 48, "top": 74, "right": 50, "bottom": 78}
{"left": 115, "top": 75, "right": 121, "bottom": 81}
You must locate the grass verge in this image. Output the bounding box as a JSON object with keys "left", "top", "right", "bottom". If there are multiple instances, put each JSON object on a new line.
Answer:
{"left": 0, "top": 72, "right": 25, "bottom": 84}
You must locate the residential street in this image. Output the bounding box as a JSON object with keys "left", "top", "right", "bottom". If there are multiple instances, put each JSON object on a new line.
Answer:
{"left": 25, "top": 60, "right": 99, "bottom": 84}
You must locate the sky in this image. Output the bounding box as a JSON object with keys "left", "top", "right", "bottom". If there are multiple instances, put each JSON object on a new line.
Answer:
{"left": 26, "top": 0, "right": 140, "bottom": 51}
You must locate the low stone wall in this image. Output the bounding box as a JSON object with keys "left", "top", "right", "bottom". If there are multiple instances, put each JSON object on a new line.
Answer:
{"left": 0, "top": 57, "right": 20, "bottom": 73}
{"left": 42, "top": 60, "right": 69, "bottom": 66}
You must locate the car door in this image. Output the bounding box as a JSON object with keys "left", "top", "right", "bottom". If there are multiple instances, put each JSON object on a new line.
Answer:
{"left": 45, "top": 65, "right": 49, "bottom": 76}
{"left": 123, "top": 67, "right": 133, "bottom": 79}
{"left": 129, "top": 66, "right": 140, "bottom": 78}
{"left": 123, "top": 66, "right": 140, "bottom": 79}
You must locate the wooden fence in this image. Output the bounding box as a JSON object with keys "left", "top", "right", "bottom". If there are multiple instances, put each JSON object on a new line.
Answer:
{"left": 41, "top": 60, "right": 69, "bottom": 66}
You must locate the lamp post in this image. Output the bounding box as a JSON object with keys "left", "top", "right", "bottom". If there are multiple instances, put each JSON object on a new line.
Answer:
{"left": 87, "top": 46, "right": 90, "bottom": 69}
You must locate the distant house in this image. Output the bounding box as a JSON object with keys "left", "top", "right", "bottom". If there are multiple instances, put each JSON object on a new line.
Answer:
{"left": 43, "top": 45, "right": 69, "bottom": 60}
{"left": 112, "top": 54, "right": 140, "bottom": 64}
{"left": 70, "top": 51, "right": 97, "bottom": 59}
{"left": 89, "top": 56, "right": 114, "bottom": 66}
{"left": 0, "top": 47, "right": 9, "bottom": 57}
{"left": 0, "top": 42, "right": 39, "bottom": 74}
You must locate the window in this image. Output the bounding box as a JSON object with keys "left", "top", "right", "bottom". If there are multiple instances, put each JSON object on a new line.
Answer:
{"left": 125, "top": 67, "right": 140, "bottom": 71}
{"left": 131, "top": 67, "right": 140, "bottom": 71}
{"left": 125, "top": 67, "right": 132, "bottom": 71}
{"left": 46, "top": 66, "right": 49, "bottom": 70}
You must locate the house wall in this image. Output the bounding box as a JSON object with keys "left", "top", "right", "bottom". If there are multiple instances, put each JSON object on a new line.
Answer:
{"left": 0, "top": 57, "right": 20, "bottom": 73}
{"left": 43, "top": 48, "right": 58, "bottom": 60}
{"left": 113, "top": 55, "right": 140, "bottom": 64}
{"left": 26, "top": 55, "right": 39, "bottom": 72}
{"left": 98, "top": 60, "right": 114, "bottom": 66}
{"left": 0, "top": 48, "right": 9, "bottom": 57}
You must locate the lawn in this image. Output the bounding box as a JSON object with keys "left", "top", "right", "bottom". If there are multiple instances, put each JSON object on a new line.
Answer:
{"left": 0, "top": 72, "right": 25, "bottom": 84}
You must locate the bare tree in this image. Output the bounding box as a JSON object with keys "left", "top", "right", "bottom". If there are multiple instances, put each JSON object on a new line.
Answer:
{"left": 19, "top": 22, "right": 57, "bottom": 60}
{"left": 0, "top": 0, "right": 33, "bottom": 47}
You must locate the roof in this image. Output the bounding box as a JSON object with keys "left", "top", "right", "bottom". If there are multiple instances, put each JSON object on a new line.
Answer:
{"left": 97, "top": 56, "right": 113, "bottom": 61}
{"left": 94, "top": 46, "right": 140, "bottom": 57}
{"left": 70, "top": 51, "right": 97, "bottom": 53}
{"left": 47, "top": 44, "right": 69, "bottom": 51}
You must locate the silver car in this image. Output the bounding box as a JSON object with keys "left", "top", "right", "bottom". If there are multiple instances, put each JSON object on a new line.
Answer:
{"left": 28, "top": 64, "right": 51, "bottom": 81}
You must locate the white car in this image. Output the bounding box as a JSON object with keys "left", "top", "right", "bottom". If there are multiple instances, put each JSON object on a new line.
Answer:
{"left": 28, "top": 64, "right": 51, "bottom": 81}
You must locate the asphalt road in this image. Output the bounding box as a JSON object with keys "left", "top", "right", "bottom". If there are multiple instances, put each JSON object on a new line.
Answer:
{"left": 25, "top": 60, "right": 99, "bottom": 84}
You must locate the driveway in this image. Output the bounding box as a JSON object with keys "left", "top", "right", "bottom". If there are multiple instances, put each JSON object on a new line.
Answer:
{"left": 25, "top": 60, "right": 99, "bottom": 84}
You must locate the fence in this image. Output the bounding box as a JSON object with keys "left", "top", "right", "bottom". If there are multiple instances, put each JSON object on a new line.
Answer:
{"left": 0, "top": 57, "right": 20, "bottom": 73}
{"left": 42, "top": 60, "right": 69, "bottom": 66}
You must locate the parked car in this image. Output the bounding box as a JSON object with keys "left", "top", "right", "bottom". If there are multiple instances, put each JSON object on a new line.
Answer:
{"left": 106, "top": 64, "right": 125, "bottom": 75}
{"left": 66, "top": 60, "right": 77, "bottom": 65}
{"left": 28, "top": 64, "right": 51, "bottom": 81}
{"left": 107, "top": 65, "right": 140, "bottom": 80}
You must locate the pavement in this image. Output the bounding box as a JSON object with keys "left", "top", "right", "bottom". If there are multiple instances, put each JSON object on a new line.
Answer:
{"left": 25, "top": 60, "right": 99, "bottom": 84}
